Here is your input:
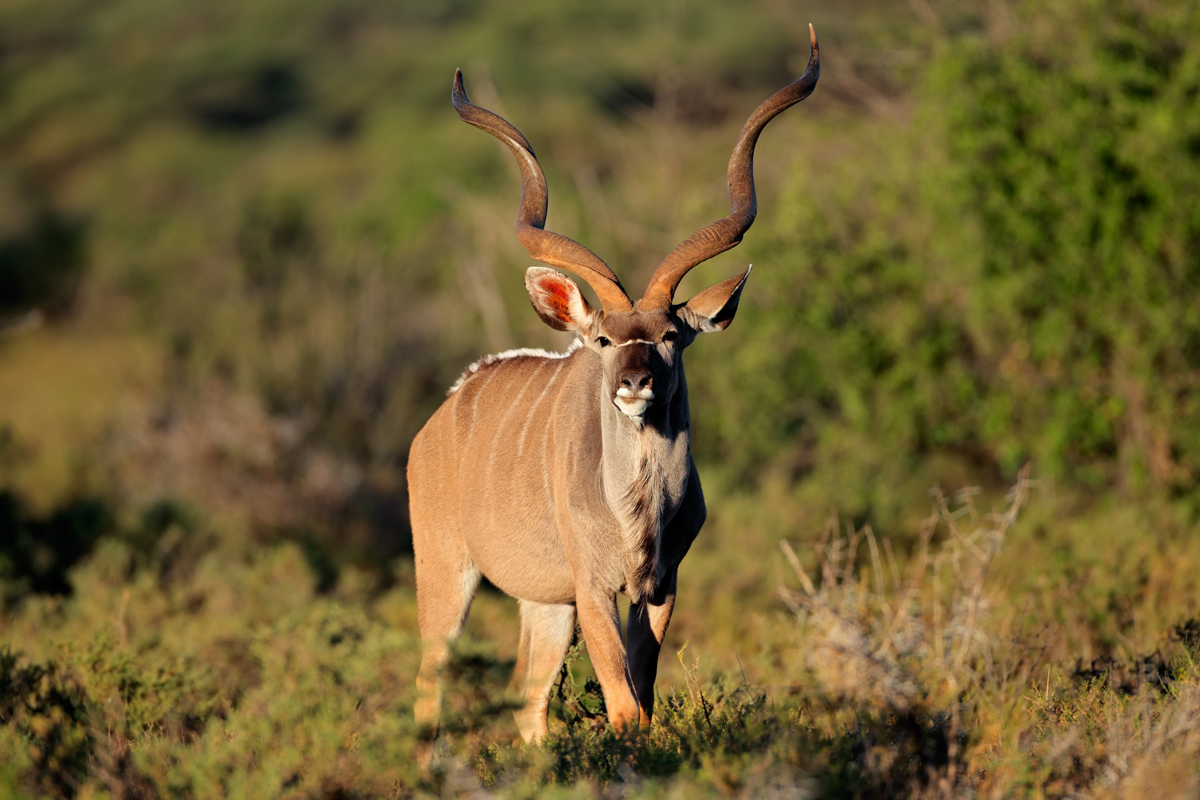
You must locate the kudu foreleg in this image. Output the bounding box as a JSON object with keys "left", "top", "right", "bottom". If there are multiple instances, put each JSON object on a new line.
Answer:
{"left": 576, "top": 590, "right": 641, "bottom": 730}
{"left": 626, "top": 567, "right": 677, "bottom": 724}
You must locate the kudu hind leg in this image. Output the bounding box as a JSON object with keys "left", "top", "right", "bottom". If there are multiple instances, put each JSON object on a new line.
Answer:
{"left": 510, "top": 600, "right": 576, "bottom": 742}
{"left": 414, "top": 560, "right": 481, "bottom": 763}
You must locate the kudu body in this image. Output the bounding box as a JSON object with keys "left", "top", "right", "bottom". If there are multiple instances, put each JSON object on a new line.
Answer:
{"left": 410, "top": 27, "right": 819, "bottom": 752}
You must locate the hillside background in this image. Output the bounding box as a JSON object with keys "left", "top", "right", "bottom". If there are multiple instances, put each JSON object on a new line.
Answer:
{"left": 3, "top": 0, "right": 1200, "bottom": 796}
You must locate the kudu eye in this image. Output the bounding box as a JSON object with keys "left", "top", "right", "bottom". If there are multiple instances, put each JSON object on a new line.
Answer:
{"left": 662, "top": 330, "right": 679, "bottom": 343}
{"left": 597, "top": 336, "right": 612, "bottom": 348}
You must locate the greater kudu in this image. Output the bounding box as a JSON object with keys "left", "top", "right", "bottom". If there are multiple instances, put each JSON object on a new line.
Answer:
{"left": 410, "top": 25, "right": 819, "bottom": 753}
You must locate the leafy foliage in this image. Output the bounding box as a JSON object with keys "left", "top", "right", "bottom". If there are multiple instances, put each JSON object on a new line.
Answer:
{"left": 0, "top": 490, "right": 112, "bottom": 604}
{"left": 0, "top": 206, "right": 87, "bottom": 319}
{"left": 938, "top": 0, "right": 1200, "bottom": 492}
{"left": 694, "top": 0, "right": 1200, "bottom": 522}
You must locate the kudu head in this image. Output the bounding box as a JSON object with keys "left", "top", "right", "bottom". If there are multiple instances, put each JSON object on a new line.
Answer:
{"left": 452, "top": 25, "right": 820, "bottom": 425}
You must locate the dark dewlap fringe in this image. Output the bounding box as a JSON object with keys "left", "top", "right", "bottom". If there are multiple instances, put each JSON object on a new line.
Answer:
{"left": 624, "top": 452, "right": 667, "bottom": 604}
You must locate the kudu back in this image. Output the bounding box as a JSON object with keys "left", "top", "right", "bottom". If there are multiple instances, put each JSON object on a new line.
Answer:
{"left": 410, "top": 26, "right": 819, "bottom": 756}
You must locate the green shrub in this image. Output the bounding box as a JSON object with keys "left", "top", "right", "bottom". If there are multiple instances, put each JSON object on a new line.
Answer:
{"left": 695, "top": 0, "right": 1200, "bottom": 523}
{"left": 936, "top": 0, "right": 1200, "bottom": 494}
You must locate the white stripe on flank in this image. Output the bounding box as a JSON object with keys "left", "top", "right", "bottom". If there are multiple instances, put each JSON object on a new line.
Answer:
{"left": 487, "top": 366, "right": 536, "bottom": 480}
{"left": 541, "top": 385, "right": 556, "bottom": 506}
{"left": 467, "top": 367, "right": 501, "bottom": 431}
{"left": 517, "top": 359, "right": 565, "bottom": 459}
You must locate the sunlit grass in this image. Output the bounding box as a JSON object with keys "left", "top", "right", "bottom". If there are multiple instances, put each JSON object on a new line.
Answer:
{"left": 5, "top": 465, "right": 1200, "bottom": 796}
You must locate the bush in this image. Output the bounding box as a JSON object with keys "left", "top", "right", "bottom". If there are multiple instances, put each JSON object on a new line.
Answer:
{"left": 936, "top": 0, "right": 1200, "bottom": 494}
{"left": 695, "top": 0, "right": 1200, "bottom": 521}
{"left": 0, "top": 490, "right": 113, "bottom": 606}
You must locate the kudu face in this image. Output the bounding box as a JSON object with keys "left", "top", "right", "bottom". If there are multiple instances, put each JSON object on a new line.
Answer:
{"left": 593, "top": 309, "right": 680, "bottom": 422}
{"left": 525, "top": 265, "right": 750, "bottom": 424}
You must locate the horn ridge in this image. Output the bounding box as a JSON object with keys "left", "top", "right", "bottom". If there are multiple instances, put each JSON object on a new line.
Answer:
{"left": 452, "top": 70, "right": 633, "bottom": 312}
{"left": 639, "top": 24, "right": 820, "bottom": 310}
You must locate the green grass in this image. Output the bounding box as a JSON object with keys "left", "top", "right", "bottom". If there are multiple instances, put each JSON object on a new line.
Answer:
{"left": 3, "top": 469, "right": 1200, "bottom": 797}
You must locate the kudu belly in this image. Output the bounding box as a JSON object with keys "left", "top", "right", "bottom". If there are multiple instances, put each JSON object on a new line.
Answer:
{"left": 456, "top": 476, "right": 577, "bottom": 604}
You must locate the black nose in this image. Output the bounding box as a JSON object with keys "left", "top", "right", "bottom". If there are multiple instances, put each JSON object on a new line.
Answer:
{"left": 620, "top": 371, "right": 653, "bottom": 391}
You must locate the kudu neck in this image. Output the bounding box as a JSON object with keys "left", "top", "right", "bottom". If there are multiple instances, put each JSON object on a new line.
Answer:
{"left": 598, "top": 362, "right": 692, "bottom": 501}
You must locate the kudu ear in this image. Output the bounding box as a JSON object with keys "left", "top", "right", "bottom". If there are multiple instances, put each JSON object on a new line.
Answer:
{"left": 525, "top": 266, "right": 598, "bottom": 334}
{"left": 677, "top": 265, "right": 751, "bottom": 333}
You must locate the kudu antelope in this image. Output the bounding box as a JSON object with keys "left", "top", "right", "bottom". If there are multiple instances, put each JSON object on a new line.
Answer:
{"left": 410, "top": 25, "right": 819, "bottom": 753}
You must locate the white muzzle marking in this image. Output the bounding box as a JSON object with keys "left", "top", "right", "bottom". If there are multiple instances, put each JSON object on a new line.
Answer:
{"left": 614, "top": 387, "right": 654, "bottom": 419}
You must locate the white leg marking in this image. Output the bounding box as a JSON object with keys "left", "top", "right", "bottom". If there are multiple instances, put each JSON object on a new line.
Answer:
{"left": 449, "top": 565, "right": 482, "bottom": 639}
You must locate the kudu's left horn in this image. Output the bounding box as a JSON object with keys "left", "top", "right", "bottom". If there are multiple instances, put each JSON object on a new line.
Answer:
{"left": 452, "top": 70, "right": 634, "bottom": 313}
{"left": 638, "top": 23, "right": 820, "bottom": 311}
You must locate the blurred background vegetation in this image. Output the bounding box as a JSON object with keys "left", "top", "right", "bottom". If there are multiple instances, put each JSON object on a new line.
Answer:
{"left": 3, "top": 0, "right": 1200, "bottom": 795}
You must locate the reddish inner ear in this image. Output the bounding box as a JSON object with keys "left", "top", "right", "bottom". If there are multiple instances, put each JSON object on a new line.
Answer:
{"left": 536, "top": 277, "right": 574, "bottom": 324}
